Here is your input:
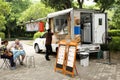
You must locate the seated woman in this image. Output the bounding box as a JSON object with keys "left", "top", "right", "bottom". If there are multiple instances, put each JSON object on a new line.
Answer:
{"left": 0, "top": 40, "right": 16, "bottom": 70}
{"left": 9, "top": 39, "right": 25, "bottom": 65}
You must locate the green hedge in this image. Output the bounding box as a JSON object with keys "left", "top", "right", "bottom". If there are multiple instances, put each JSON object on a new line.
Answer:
{"left": 0, "top": 32, "right": 5, "bottom": 39}
{"left": 109, "top": 37, "right": 120, "bottom": 51}
{"left": 108, "top": 30, "right": 120, "bottom": 36}
{"left": 107, "top": 30, "right": 120, "bottom": 51}
{"left": 33, "top": 32, "right": 45, "bottom": 39}
{"left": 101, "top": 37, "right": 120, "bottom": 51}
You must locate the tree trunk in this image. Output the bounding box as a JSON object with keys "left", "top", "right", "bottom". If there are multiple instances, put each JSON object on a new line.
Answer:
{"left": 77, "top": 0, "right": 84, "bottom": 9}
{"left": 7, "top": 28, "right": 11, "bottom": 39}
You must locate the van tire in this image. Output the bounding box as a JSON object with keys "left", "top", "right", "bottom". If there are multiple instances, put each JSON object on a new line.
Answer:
{"left": 34, "top": 44, "right": 41, "bottom": 53}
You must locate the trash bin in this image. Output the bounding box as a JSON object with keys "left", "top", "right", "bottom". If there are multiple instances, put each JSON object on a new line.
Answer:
{"left": 103, "top": 51, "right": 108, "bottom": 59}
{"left": 80, "top": 52, "right": 89, "bottom": 67}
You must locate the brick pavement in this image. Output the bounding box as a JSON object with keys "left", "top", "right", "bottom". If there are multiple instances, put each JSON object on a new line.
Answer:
{"left": 0, "top": 41, "right": 120, "bottom": 80}
{"left": 1, "top": 54, "right": 120, "bottom": 80}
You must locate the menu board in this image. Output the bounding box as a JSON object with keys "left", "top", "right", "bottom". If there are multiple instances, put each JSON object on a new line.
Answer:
{"left": 56, "top": 44, "right": 66, "bottom": 69}
{"left": 66, "top": 46, "right": 76, "bottom": 72}
{"left": 67, "top": 46, "right": 76, "bottom": 67}
{"left": 57, "top": 45, "right": 66, "bottom": 65}
{"left": 65, "top": 41, "right": 78, "bottom": 77}
{"left": 55, "top": 40, "right": 78, "bottom": 77}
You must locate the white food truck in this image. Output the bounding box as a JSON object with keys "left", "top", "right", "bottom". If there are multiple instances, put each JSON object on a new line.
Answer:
{"left": 33, "top": 8, "right": 107, "bottom": 54}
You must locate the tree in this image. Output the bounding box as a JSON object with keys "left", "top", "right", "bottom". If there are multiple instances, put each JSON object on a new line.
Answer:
{"left": 0, "top": 0, "right": 10, "bottom": 31}
{"left": 77, "top": 0, "right": 84, "bottom": 9}
{"left": 41, "top": 0, "right": 73, "bottom": 10}
{"left": 94, "top": 0, "right": 115, "bottom": 12}
{"left": 4, "top": 0, "right": 31, "bottom": 38}
{"left": 111, "top": 0, "right": 120, "bottom": 29}
{"left": 19, "top": 2, "right": 55, "bottom": 22}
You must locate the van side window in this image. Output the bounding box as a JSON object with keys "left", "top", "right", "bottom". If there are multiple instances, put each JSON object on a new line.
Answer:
{"left": 99, "top": 18, "right": 102, "bottom": 25}
{"left": 41, "top": 33, "right": 47, "bottom": 38}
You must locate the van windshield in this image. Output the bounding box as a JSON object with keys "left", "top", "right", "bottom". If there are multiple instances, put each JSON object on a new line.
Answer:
{"left": 41, "top": 33, "right": 47, "bottom": 38}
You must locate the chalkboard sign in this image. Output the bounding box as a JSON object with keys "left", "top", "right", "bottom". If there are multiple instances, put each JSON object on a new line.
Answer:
{"left": 65, "top": 41, "right": 78, "bottom": 77}
{"left": 55, "top": 40, "right": 67, "bottom": 72}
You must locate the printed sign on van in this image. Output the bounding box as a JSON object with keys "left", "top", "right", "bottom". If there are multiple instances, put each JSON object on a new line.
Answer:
{"left": 26, "top": 22, "right": 39, "bottom": 31}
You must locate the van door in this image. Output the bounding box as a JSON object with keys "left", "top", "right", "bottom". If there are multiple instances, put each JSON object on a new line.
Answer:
{"left": 80, "top": 13, "right": 92, "bottom": 44}
{"left": 93, "top": 13, "right": 107, "bottom": 44}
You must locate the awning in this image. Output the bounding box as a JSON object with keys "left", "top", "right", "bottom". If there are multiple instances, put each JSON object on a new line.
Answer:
{"left": 25, "top": 17, "right": 47, "bottom": 24}
{"left": 24, "top": 8, "right": 73, "bottom": 24}
{"left": 47, "top": 8, "right": 73, "bottom": 18}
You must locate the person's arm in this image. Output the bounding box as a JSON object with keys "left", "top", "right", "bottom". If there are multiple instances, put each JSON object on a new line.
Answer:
{"left": 8, "top": 43, "right": 15, "bottom": 51}
{"left": 51, "top": 32, "right": 54, "bottom": 35}
{"left": 19, "top": 43, "right": 23, "bottom": 49}
{"left": 4, "top": 48, "right": 12, "bottom": 56}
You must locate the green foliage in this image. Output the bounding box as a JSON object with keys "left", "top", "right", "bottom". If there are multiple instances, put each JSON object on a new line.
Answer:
{"left": 101, "top": 37, "right": 120, "bottom": 51}
{"left": 9, "top": 0, "right": 31, "bottom": 23}
{"left": 4, "top": 0, "right": 31, "bottom": 38}
{"left": 10, "top": 0, "right": 31, "bottom": 14}
{"left": 101, "top": 30, "right": 120, "bottom": 51}
{"left": 0, "top": 32, "right": 5, "bottom": 39}
{"left": 108, "top": 30, "right": 120, "bottom": 51}
{"left": 0, "top": 1, "right": 11, "bottom": 31}
{"left": 19, "top": 2, "right": 54, "bottom": 22}
{"left": 41, "top": 0, "right": 73, "bottom": 10}
{"left": 33, "top": 31, "right": 45, "bottom": 39}
{"left": 108, "top": 30, "right": 120, "bottom": 36}
{"left": 109, "top": 37, "right": 120, "bottom": 51}
{"left": 112, "top": 1, "right": 120, "bottom": 29}
{"left": 94, "top": 0, "right": 115, "bottom": 12}
{"left": 100, "top": 44, "right": 109, "bottom": 51}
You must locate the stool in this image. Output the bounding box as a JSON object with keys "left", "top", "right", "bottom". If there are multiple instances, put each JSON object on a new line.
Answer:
{"left": 25, "top": 56, "right": 35, "bottom": 68}
{"left": 0, "top": 59, "right": 10, "bottom": 69}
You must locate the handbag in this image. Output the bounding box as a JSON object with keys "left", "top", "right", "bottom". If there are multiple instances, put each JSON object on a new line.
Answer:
{"left": 5, "top": 50, "right": 13, "bottom": 57}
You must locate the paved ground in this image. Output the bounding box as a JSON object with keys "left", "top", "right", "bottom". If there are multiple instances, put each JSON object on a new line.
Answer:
{"left": 0, "top": 40, "right": 120, "bottom": 80}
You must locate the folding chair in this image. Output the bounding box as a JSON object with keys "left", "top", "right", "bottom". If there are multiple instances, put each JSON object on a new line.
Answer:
{"left": 0, "top": 47, "right": 10, "bottom": 69}
{"left": 0, "top": 54, "right": 10, "bottom": 69}
{"left": 0, "top": 58, "right": 10, "bottom": 69}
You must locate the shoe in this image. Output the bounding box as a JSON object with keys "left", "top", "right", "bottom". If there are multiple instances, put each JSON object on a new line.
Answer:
{"left": 20, "top": 62, "right": 24, "bottom": 65}
{"left": 46, "top": 58, "right": 50, "bottom": 61}
{"left": 13, "top": 62, "right": 16, "bottom": 66}
{"left": 45, "top": 56, "right": 50, "bottom": 61}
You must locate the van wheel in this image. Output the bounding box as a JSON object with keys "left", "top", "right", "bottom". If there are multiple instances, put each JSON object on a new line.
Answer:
{"left": 34, "top": 44, "right": 40, "bottom": 53}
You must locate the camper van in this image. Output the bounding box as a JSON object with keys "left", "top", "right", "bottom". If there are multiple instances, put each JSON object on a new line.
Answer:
{"left": 33, "top": 8, "right": 107, "bottom": 53}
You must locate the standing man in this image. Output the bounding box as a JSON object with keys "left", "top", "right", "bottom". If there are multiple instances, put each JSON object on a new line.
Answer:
{"left": 45, "top": 29, "right": 53, "bottom": 61}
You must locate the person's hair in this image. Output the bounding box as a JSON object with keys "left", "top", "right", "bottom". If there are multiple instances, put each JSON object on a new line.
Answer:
{"left": 1, "top": 40, "right": 8, "bottom": 45}
{"left": 15, "top": 39, "right": 19, "bottom": 41}
{"left": 47, "top": 29, "right": 51, "bottom": 32}
{"left": 65, "top": 20, "right": 67, "bottom": 24}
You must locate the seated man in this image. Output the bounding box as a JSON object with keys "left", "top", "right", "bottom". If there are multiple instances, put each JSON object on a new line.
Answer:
{"left": 0, "top": 40, "right": 16, "bottom": 70}
{"left": 9, "top": 39, "right": 25, "bottom": 65}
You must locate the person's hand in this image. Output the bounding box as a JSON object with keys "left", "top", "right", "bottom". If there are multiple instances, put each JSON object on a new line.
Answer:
{"left": 15, "top": 45, "right": 20, "bottom": 49}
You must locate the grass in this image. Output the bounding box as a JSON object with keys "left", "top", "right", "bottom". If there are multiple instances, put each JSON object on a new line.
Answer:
{"left": 4, "top": 37, "right": 33, "bottom": 41}
{"left": 24, "top": 41, "right": 33, "bottom": 46}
